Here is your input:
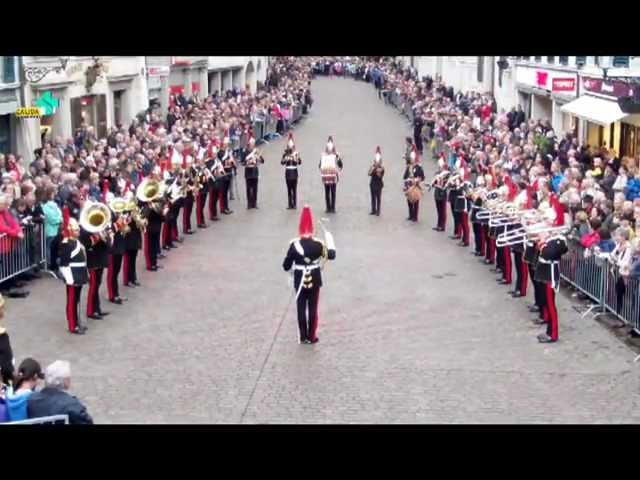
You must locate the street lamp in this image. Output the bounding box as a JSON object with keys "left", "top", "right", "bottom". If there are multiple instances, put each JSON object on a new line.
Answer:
{"left": 24, "top": 56, "right": 70, "bottom": 83}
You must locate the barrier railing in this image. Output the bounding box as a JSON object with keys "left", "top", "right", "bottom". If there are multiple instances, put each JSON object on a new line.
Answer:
{"left": 0, "top": 222, "right": 46, "bottom": 284}
{"left": 558, "top": 243, "right": 640, "bottom": 332}
{"left": 1, "top": 414, "right": 69, "bottom": 425}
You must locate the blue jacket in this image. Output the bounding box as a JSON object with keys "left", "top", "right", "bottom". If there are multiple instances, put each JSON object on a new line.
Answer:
{"left": 5, "top": 388, "right": 33, "bottom": 421}
{"left": 551, "top": 174, "right": 564, "bottom": 193}
{"left": 598, "top": 239, "right": 616, "bottom": 253}
{"left": 625, "top": 177, "right": 640, "bottom": 201}
{"left": 27, "top": 387, "right": 93, "bottom": 425}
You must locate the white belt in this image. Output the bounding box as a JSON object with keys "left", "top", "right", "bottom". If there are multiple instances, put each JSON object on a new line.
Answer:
{"left": 285, "top": 166, "right": 298, "bottom": 170}
{"left": 293, "top": 263, "right": 320, "bottom": 271}
{"left": 68, "top": 262, "right": 86, "bottom": 267}
{"left": 293, "top": 263, "right": 321, "bottom": 299}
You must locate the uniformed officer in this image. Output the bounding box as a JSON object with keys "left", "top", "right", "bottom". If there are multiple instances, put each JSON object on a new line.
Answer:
{"left": 123, "top": 195, "right": 143, "bottom": 288}
{"left": 107, "top": 199, "right": 128, "bottom": 305}
{"left": 241, "top": 136, "right": 265, "bottom": 209}
{"left": 58, "top": 209, "right": 89, "bottom": 334}
{"left": 281, "top": 133, "right": 302, "bottom": 209}
{"left": 319, "top": 137, "right": 343, "bottom": 213}
{"left": 79, "top": 215, "right": 112, "bottom": 321}
{"left": 403, "top": 145, "right": 425, "bottom": 222}
{"left": 181, "top": 149, "right": 196, "bottom": 235}
{"left": 368, "top": 146, "right": 385, "bottom": 216}
{"left": 282, "top": 205, "right": 336, "bottom": 344}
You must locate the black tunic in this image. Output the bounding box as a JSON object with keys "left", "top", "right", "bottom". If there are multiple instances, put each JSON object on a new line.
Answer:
{"left": 282, "top": 237, "right": 336, "bottom": 291}
{"left": 79, "top": 230, "right": 111, "bottom": 270}
{"left": 58, "top": 238, "right": 89, "bottom": 286}
{"left": 282, "top": 153, "right": 301, "bottom": 180}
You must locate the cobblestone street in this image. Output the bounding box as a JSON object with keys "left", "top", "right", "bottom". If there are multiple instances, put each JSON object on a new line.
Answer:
{"left": 9, "top": 76, "right": 640, "bottom": 423}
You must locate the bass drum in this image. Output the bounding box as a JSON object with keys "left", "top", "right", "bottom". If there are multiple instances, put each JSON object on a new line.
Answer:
{"left": 405, "top": 185, "right": 422, "bottom": 204}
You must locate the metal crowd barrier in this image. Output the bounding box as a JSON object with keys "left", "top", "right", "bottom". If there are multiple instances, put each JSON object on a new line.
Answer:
{"left": 263, "top": 114, "right": 278, "bottom": 139}
{"left": 559, "top": 244, "right": 640, "bottom": 332}
{"left": 2, "top": 414, "right": 69, "bottom": 425}
{"left": 0, "top": 223, "right": 46, "bottom": 284}
{"left": 251, "top": 120, "right": 265, "bottom": 143}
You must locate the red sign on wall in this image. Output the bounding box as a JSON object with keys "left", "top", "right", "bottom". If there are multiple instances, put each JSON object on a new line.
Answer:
{"left": 191, "top": 82, "right": 200, "bottom": 94}
{"left": 536, "top": 71, "right": 548, "bottom": 88}
{"left": 582, "top": 77, "right": 635, "bottom": 99}
{"left": 169, "top": 86, "right": 184, "bottom": 96}
{"left": 552, "top": 78, "right": 576, "bottom": 92}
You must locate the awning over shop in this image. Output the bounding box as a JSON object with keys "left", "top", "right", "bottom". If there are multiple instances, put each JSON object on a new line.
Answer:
{"left": 560, "top": 95, "right": 628, "bottom": 126}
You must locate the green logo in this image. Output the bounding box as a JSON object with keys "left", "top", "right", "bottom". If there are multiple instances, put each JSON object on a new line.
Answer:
{"left": 35, "top": 91, "right": 59, "bottom": 116}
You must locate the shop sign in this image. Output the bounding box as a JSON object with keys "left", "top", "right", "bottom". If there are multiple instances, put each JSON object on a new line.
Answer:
{"left": 15, "top": 107, "right": 42, "bottom": 118}
{"left": 148, "top": 66, "right": 169, "bottom": 76}
{"left": 536, "top": 71, "right": 548, "bottom": 88}
{"left": 583, "top": 77, "right": 635, "bottom": 99}
{"left": 552, "top": 78, "right": 576, "bottom": 92}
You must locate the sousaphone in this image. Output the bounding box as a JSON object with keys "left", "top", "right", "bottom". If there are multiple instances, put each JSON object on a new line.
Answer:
{"left": 79, "top": 201, "right": 112, "bottom": 234}
{"left": 136, "top": 178, "right": 164, "bottom": 203}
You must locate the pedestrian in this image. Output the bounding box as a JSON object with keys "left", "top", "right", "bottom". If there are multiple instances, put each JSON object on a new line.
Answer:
{"left": 282, "top": 206, "right": 336, "bottom": 344}
{"left": 0, "top": 294, "right": 15, "bottom": 387}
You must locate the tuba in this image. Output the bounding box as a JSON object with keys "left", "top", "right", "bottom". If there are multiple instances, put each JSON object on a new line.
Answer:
{"left": 79, "top": 201, "right": 112, "bottom": 234}
{"left": 136, "top": 178, "right": 163, "bottom": 203}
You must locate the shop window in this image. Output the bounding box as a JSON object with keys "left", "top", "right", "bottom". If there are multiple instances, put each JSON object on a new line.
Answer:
{"left": 559, "top": 56, "right": 569, "bottom": 66}
{"left": 477, "top": 56, "right": 484, "bottom": 82}
{"left": 1, "top": 56, "right": 16, "bottom": 84}
{"left": 0, "top": 115, "right": 10, "bottom": 154}
{"left": 71, "top": 94, "right": 107, "bottom": 140}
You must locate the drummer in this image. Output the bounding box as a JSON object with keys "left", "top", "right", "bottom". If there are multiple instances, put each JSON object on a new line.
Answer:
{"left": 403, "top": 144, "right": 425, "bottom": 222}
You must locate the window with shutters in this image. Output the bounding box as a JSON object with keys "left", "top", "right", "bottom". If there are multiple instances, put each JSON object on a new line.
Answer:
{"left": 1, "top": 56, "right": 16, "bottom": 84}
{"left": 613, "top": 56, "right": 630, "bottom": 68}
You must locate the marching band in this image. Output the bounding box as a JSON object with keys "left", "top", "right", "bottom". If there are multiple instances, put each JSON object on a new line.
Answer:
{"left": 53, "top": 126, "right": 570, "bottom": 346}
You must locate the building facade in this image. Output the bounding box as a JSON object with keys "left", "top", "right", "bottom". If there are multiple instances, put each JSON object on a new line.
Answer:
{"left": 410, "top": 56, "right": 640, "bottom": 154}
{"left": 145, "top": 56, "right": 267, "bottom": 116}
{"left": 22, "top": 56, "right": 149, "bottom": 144}
{"left": 0, "top": 56, "right": 28, "bottom": 156}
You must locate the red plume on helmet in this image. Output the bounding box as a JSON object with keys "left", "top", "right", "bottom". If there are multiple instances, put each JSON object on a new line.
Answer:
{"left": 551, "top": 194, "right": 565, "bottom": 227}
{"left": 62, "top": 205, "right": 71, "bottom": 239}
{"left": 526, "top": 186, "right": 534, "bottom": 209}
{"left": 102, "top": 180, "right": 110, "bottom": 203}
{"left": 504, "top": 176, "right": 517, "bottom": 202}
{"left": 375, "top": 146, "right": 381, "bottom": 154}
{"left": 298, "top": 205, "right": 314, "bottom": 238}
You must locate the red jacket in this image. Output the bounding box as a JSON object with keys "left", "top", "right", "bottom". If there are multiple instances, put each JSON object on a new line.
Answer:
{"left": 0, "top": 210, "right": 22, "bottom": 254}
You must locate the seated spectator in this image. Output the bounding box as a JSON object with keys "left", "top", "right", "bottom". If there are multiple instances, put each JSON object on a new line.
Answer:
{"left": 27, "top": 360, "right": 93, "bottom": 425}
{"left": 5, "top": 358, "right": 44, "bottom": 421}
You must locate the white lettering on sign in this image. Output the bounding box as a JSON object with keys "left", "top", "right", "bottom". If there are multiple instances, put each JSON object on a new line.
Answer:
{"left": 601, "top": 82, "right": 614, "bottom": 93}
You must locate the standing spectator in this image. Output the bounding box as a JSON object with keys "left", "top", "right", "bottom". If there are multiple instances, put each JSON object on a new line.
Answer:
{"left": 42, "top": 186, "right": 62, "bottom": 271}
{"left": 27, "top": 360, "right": 93, "bottom": 424}
{"left": 0, "top": 294, "right": 14, "bottom": 387}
